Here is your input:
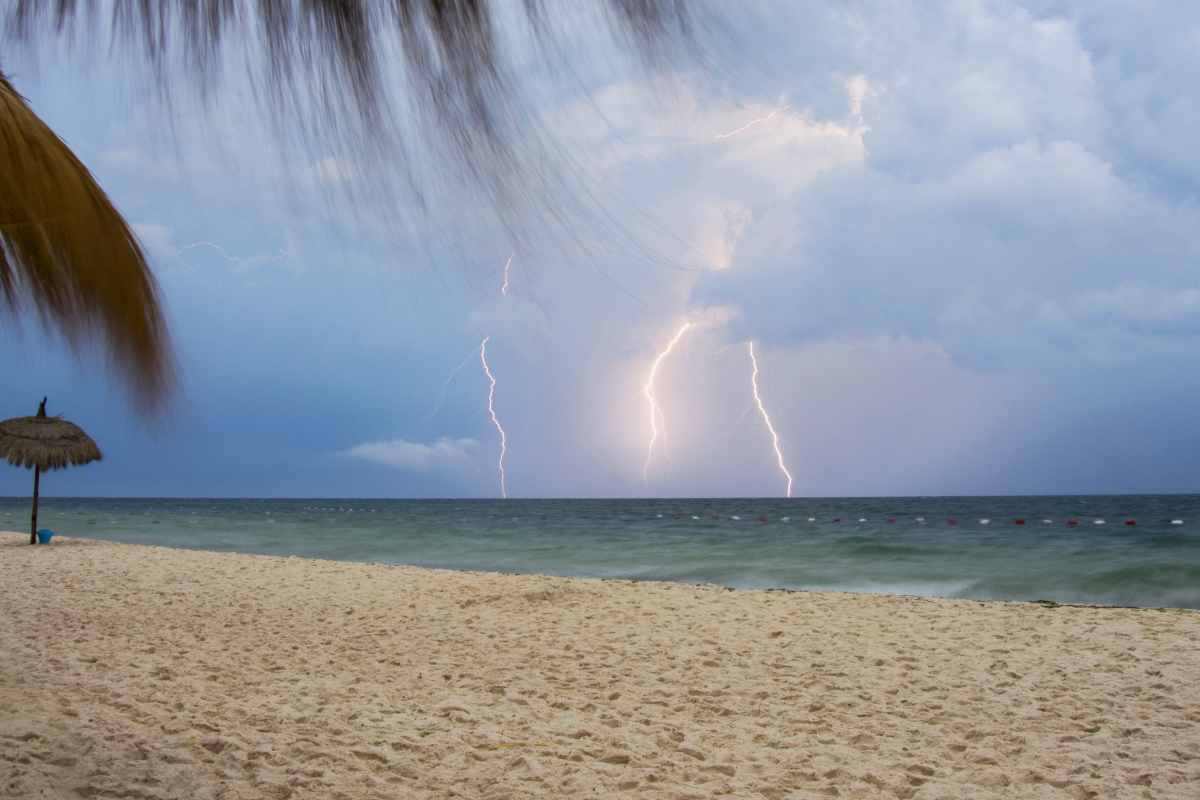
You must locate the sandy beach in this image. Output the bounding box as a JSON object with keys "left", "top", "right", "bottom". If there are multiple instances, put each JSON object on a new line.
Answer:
{"left": 1, "top": 532, "right": 1198, "bottom": 799}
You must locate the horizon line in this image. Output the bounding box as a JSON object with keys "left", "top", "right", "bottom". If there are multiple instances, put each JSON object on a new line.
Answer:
{"left": 3, "top": 491, "right": 1200, "bottom": 502}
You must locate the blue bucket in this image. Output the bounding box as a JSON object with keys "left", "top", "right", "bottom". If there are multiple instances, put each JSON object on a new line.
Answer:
{"left": 36, "top": 529, "right": 54, "bottom": 544}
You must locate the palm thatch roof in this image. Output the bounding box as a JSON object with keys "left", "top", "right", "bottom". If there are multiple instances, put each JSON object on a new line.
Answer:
{"left": 0, "top": 414, "right": 102, "bottom": 471}
{"left": 0, "top": 71, "right": 173, "bottom": 412}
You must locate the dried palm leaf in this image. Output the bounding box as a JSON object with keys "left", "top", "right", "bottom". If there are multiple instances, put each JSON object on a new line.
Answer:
{"left": 7, "top": 2, "right": 696, "bottom": 200}
{"left": 0, "top": 1, "right": 694, "bottom": 412}
{"left": 0, "top": 70, "right": 172, "bottom": 411}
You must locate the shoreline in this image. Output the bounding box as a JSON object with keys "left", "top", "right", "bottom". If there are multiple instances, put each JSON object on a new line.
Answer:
{"left": 4, "top": 530, "right": 1197, "bottom": 613}
{"left": 2, "top": 532, "right": 1198, "bottom": 798}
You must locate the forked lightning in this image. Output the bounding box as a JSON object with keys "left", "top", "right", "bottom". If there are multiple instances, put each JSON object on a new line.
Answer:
{"left": 642, "top": 322, "right": 693, "bottom": 483}
{"left": 748, "top": 341, "right": 793, "bottom": 497}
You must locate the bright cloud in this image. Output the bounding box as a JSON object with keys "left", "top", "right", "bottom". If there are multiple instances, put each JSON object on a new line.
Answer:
{"left": 344, "top": 438, "right": 479, "bottom": 472}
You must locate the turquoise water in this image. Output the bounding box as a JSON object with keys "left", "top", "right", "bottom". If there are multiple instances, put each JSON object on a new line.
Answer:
{"left": 4, "top": 496, "right": 1200, "bottom": 608}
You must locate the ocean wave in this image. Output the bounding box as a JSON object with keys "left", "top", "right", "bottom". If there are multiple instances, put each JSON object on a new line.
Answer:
{"left": 962, "top": 562, "right": 1200, "bottom": 608}
{"left": 834, "top": 540, "right": 938, "bottom": 558}
{"left": 1078, "top": 563, "right": 1200, "bottom": 599}
{"left": 807, "top": 579, "right": 978, "bottom": 598}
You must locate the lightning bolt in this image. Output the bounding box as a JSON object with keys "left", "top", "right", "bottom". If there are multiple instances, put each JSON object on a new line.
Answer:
{"left": 480, "top": 336, "right": 508, "bottom": 499}
{"left": 748, "top": 341, "right": 793, "bottom": 498}
{"left": 178, "top": 240, "right": 291, "bottom": 269}
{"left": 500, "top": 253, "right": 513, "bottom": 296}
{"left": 714, "top": 104, "right": 790, "bottom": 140}
{"left": 478, "top": 253, "right": 514, "bottom": 498}
{"left": 643, "top": 322, "right": 693, "bottom": 483}
{"left": 421, "top": 344, "right": 480, "bottom": 426}
{"left": 180, "top": 241, "right": 238, "bottom": 260}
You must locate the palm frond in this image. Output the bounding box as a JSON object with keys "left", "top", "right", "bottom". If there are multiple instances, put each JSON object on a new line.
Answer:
{"left": 0, "top": 1, "right": 694, "bottom": 413}
{"left": 0, "top": 70, "right": 172, "bottom": 411}
{"left": 7, "top": 2, "right": 695, "bottom": 195}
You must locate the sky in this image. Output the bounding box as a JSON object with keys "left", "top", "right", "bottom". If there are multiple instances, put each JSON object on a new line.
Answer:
{"left": 3, "top": 0, "right": 1200, "bottom": 499}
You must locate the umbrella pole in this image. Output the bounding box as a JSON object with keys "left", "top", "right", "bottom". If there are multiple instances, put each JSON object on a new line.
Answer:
{"left": 30, "top": 466, "right": 40, "bottom": 545}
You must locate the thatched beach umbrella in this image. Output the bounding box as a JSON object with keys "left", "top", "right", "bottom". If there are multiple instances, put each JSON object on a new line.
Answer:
{"left": 0, "top": 398, "right": 101, "bottom": 544}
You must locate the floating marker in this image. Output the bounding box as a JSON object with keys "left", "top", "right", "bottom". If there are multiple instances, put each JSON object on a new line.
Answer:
{"left": 781, "top": 516, "right": 791, "bottom": 522}
{"left": 731, "top": 515, "right": 741, "bottom": 521}
{"left": 858, "top": 518, "right": 867, "bottom": 523}
{"left": 832, "top": 517, "right": 842, "bottom": 523}
{"left": 1094, "top": 519, "right": 1106, "bottom": 525}
{"left": 1014, "top": 519, "right": 1025, "bottom": 526}
{"left": 1042, "top": 519, "right": 1053, "bottom": 524}
{"left": 979, "top": 519, "right": 991, "bottom": 525}
{"left": 807, "top": 517, "right": 816, "bottom": 522}
{"left": 656, "top": 514, "right": 664, "bottom": 518}
{"left": 1171, "top": 519, "right": 1184, "bottom": 525}
{"left": 1124, "top": 519, "right": 1136, "bottom": 526}
{"left": 691, "top": 515, "right": 700, "bottom": 520}
{"left": 1067, "top": 519, "right": 1079, "bottom": 527}
{"left": 916, "top": 517, "right": 926, "bottom": 523}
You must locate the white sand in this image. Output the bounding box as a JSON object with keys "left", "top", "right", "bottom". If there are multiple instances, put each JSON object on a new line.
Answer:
{"left": 1, "top": 532, "right": 1198, "bottom": 799}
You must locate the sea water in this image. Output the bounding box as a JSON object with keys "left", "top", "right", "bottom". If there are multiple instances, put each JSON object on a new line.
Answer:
{"left": 3, "top": 496, "right": 1199, "bottom": 609}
